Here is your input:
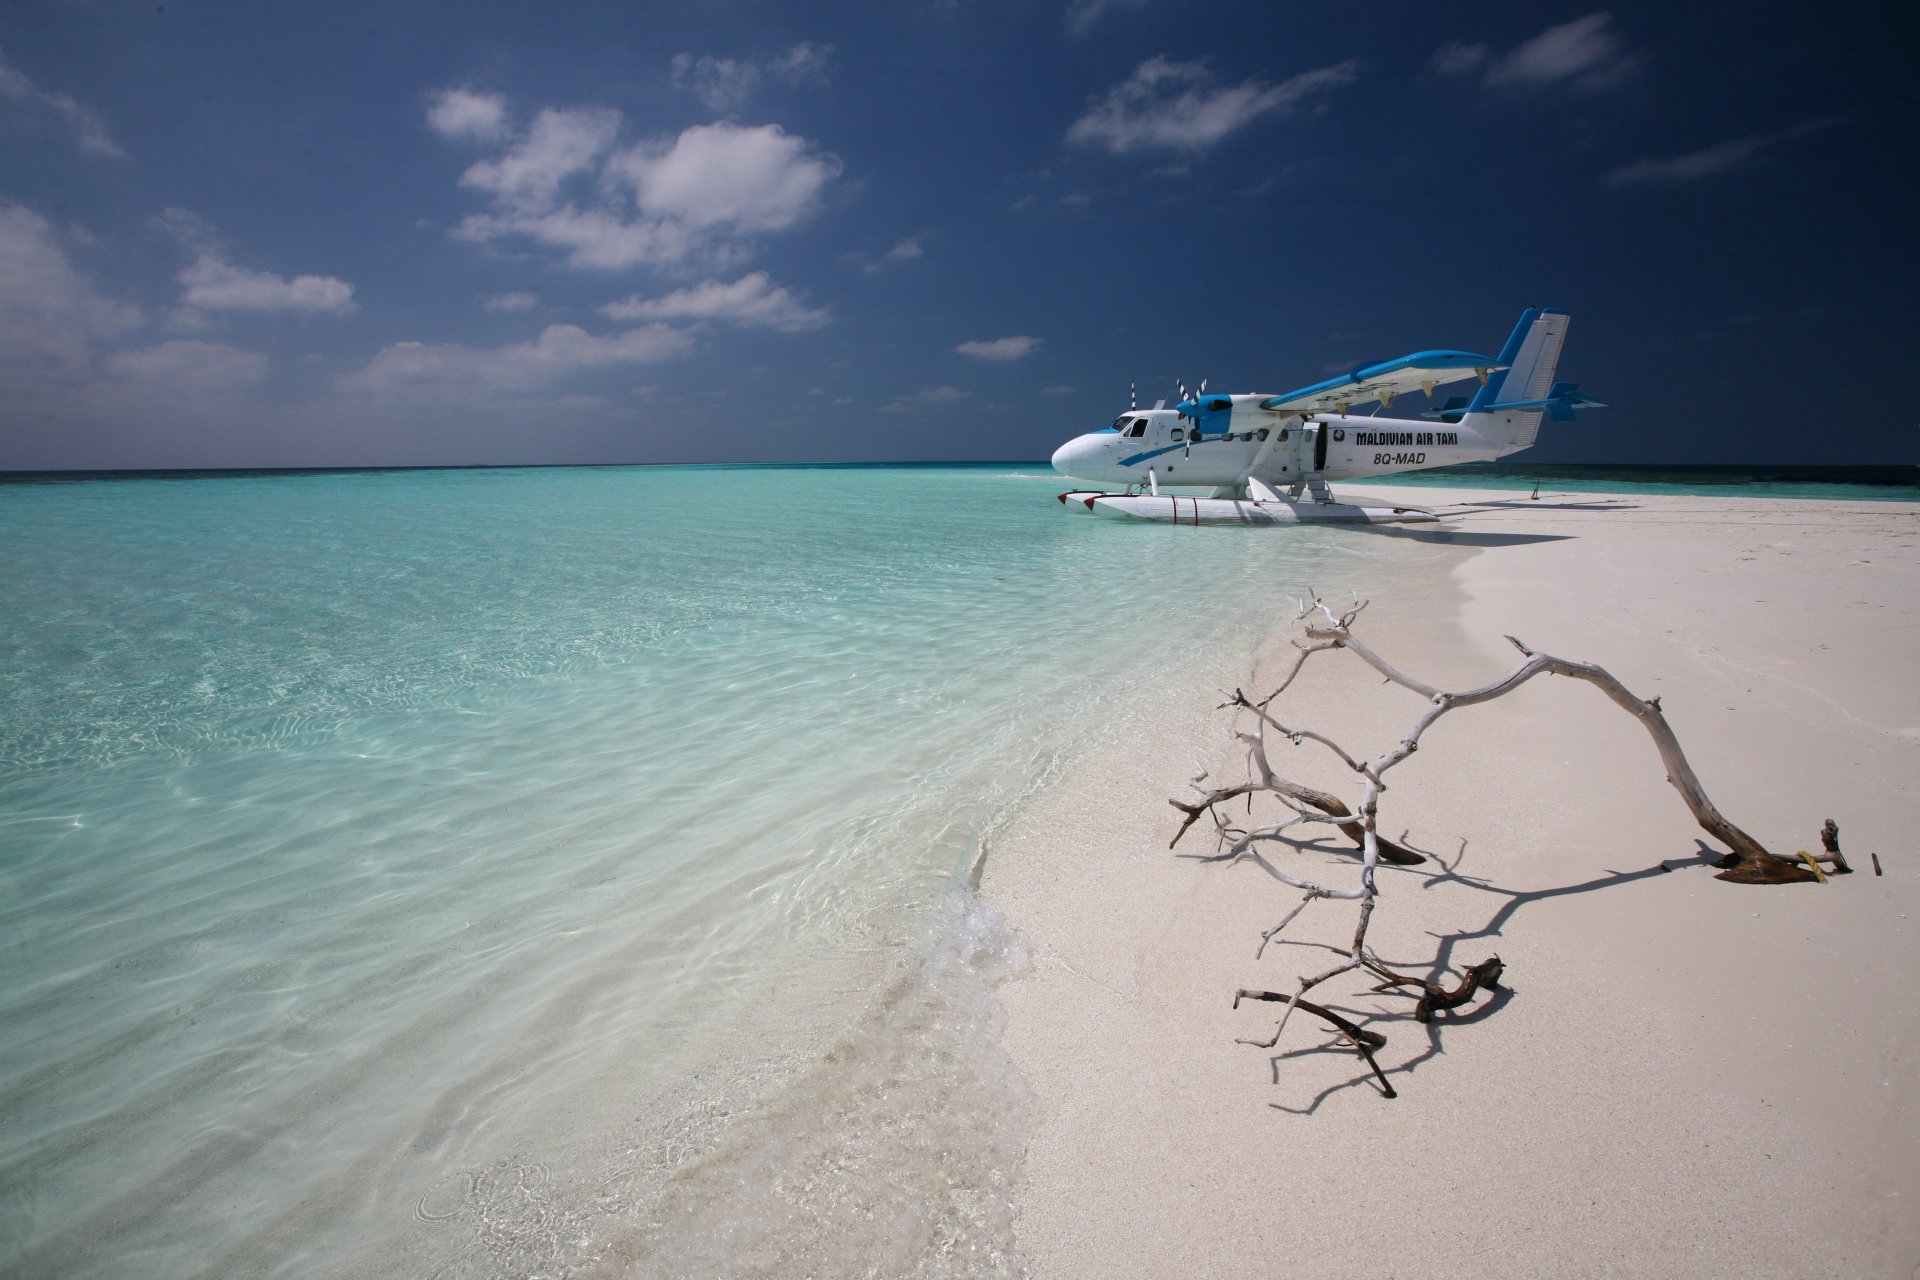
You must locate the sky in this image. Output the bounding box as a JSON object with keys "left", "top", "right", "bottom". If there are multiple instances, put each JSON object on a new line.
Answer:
{"left": 2, "top": 0, "right": 1914, "bottom": 470}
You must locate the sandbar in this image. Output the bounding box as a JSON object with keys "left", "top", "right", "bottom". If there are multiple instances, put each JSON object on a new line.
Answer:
{"left": 984, "top": 484, "right": 1920, "bottom": 1278}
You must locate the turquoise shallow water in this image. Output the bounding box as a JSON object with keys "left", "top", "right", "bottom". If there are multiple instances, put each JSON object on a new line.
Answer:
{"left": 0, "top": 464, "right": 1438, "bottom": 1278}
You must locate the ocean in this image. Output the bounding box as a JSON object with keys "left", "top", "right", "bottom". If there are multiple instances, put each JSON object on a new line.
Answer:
{"left": 2, "top": 463, "right": 1455, "bottom": 1279}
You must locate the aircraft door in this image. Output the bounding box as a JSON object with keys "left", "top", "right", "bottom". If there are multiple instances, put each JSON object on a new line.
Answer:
{"left": 1304, "top": 423, "right": 1329, "bottom": 472}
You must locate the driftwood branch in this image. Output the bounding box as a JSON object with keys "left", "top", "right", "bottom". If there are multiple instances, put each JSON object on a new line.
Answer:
{"left": 1367, "top": 956, "right": 1505, "bottom": 1023}
{"left": 1189, "top": 594, "right": 1837, "bottom": 1099}
{"left": 1232, "top": 989, "right": 1396, "bottom": 1098}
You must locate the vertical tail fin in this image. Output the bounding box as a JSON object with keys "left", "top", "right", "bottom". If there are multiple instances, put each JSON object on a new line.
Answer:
{"left": 1462, "top": 307, "right": 1570, "bottom": 452}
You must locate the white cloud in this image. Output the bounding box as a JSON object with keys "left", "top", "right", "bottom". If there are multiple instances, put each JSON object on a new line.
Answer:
{"left": 105, "top": 340, "right": 267, "bottom": 388}
{"left": 1604, "top": 120, "right": 1836, "bottom": 186}
{"left": 461, "top": 107, "right": 621, "bottom": 213}
{"left": 610, "top": 123, "right": 841, "bottom": 233}
{"left": 670, "top": 55, "right": 759, "bottom": 113}
{"left": 599, "top": 272, "right": 830, "bottom": 331}
{"left": 437, "top": 103, "right": 841, "bottom": 271}
{"left": 670, "top": 43, "right": 835, "bottom": 111}
{"left": 179, "top": 254, "right": 357, "bottom": 313}
{"left": 454, "top": 205, "right": 710, "bottom": 272}
{"left": 857, "top": 236, "right": 925, "bottom": 275}
{"left": 955, "top": 336, "right": 1043, "bottom": 361}
{"left": 427, "top": 88, "right": 510, "bottom": 142}
{"left": 482, "top": 291, "right": 539, "bottom": 311}
{"left": 0, "top": 46, "right": 126, "bottom": 158}
{"left": 339, "top": 323, "right": 693, "bottom": 395}
{"left": 1065, "top": 0, "right": 1149, "bottom": 36}
{"left": 0, "top": 202, "right": 143, "bottom": 380}
{"left": 1437, "top": 13, "right": 1641, "bottom": 93}
{"left": 1428, "top": 41, "right": 1492, "bottom": 77}
{"left": 769, "top": 42, "right": 833, "bottom": 86}
{"left": 1488, "top": 13, "right": 1637, "bottom": 89}
{"left": 156, "top": 208, "right": 356, "bottom": 314}
{"left": 1067, "top": 57, "right": 1361, "bottom": 154}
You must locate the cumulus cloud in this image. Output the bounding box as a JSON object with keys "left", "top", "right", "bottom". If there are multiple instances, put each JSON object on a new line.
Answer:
{"left": 0, "top": 202, "right": 143, "bottom": 380}
{"left": 454, "top": 205, "right": 710, "bottom": 272}
{"left": 339, "top": 323, "right": 693, "bottom": 395}
{"left": 0, "top": 46, "right": 126, "bottom": 158}
{"left": 1434, "top": 13, "right": 1641, "bottom": 92}
{"left": 105, "top": 340, "right": 267, "bottom": 388}
{"left": 670, "top": 42, "right": 834, "bottom": 112}
{"left": 599, "top": 272, "right": 830, "bottom": 331}
{"left": 610, "top": 123, "right": 841, "bottom": 233}
{"left": 1604, "top": 120, "right": 1837, "bottom": 186}
{"left": 435, "top": 96, "right": 842, "bottom": 271}
{"left": 1067, "top": 57, "right": 1361, "bottom": 154}
{"left": 156, "top": 208, "right": 356, "bottom": 314}
{"left": 955, "top": 335, "right": 1042, "bottom": 361}
{"left": 426, "top": 87, "right": 510, "bottom": 142}
{"left": 482, "top": 291, "right": 539, "bottom": 311}
{"left": 179, "top": 255, "right": 356, "bottom": 313}
{"left": 461, "top": 107, "right": 622, "bottom": 212}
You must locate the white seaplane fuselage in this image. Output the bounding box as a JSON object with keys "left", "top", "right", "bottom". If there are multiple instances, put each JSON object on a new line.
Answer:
{"left": 1048, "top": 307, "right": 1594, "bottom": 525}
{"left": 1052, "top": 408, "right": 1507, "bottom": 489}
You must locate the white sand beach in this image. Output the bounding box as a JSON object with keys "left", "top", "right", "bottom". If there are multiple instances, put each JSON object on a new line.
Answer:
{"left": 984, "top": 485, "right": 1920, "bottom": 1278}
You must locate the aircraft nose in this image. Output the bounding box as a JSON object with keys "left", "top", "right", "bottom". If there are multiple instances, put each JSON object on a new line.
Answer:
{"left": 1051, "top": 435, "right": 1092, "bottom": 477}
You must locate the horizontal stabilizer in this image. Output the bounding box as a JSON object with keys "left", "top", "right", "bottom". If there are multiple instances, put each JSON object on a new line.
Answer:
{"left": 1419, "top": 395, "right": 1472, "bottom": 422}
{"left": 1471, "top": 380, "right": 1605, "bottom": 422}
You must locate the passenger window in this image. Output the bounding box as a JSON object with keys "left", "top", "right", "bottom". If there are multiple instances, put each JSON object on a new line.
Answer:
{"left": 1256, "top": 429, "right": 1270, "bottom": 442}
{"left": 1170, "top": 428, "right": 1185, "bottom": 442}
{"left": 1276, "top": 429, "right": 1288, "bottom": 441}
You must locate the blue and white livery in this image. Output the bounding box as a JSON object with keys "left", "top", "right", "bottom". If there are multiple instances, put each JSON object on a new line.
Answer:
{"left": 1050, "top": 307, "right": 1603, "bottom": 524}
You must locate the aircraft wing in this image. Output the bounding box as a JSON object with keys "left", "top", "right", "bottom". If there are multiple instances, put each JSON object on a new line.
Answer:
{"left": 1257, "top": 348, "right": 1503, "bottom": 415}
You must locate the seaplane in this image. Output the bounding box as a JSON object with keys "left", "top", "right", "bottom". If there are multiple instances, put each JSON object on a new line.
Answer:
{"left": 1050, "top": 306, "right": 1603, "bottom": 525}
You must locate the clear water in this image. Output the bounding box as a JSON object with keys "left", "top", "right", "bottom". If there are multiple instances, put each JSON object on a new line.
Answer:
{"left": 0, "top": 464, "right": 1439, "bottom": 1278}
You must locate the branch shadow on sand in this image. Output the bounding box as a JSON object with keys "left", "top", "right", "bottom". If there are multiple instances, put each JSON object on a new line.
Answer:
{"left": 1244, "top": 833, "right": 1726, "bottom": 1115}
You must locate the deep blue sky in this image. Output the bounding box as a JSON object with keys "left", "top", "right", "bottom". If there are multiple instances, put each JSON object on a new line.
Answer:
{"left": 3, "top": 1, "right": 1913, "bottom": 469}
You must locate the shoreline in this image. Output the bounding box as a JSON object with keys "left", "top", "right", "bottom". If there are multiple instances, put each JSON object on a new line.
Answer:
{"left": 983, "top": 484, "right": 1920, "bottom": 1278}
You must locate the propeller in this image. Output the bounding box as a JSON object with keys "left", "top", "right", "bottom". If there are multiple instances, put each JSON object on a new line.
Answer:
{"left": 1175, "top": 378, "right": 1209, "bottom": 422}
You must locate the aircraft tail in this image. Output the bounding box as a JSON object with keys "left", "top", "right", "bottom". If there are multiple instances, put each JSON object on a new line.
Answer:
{"left": 1459, "top": 307, "right": 1571, "bottom": 453}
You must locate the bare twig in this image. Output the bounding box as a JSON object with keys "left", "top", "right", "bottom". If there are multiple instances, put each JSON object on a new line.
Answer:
{"left": 1184, "top": 593, "right": 1830, "bottom": 1100}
